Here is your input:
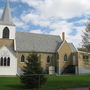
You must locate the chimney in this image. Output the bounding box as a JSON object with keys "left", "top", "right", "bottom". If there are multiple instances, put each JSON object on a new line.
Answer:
{"left": 62, "top": 32, "right": 65, "bottom": 41}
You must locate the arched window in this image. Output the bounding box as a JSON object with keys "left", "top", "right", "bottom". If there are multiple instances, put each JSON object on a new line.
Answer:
{"left": 21, "top": 55, "right": 25, "bottom": 62}
{"left": 64, "top": 54, "right": 68, "bottom": 61}
{"left": 0, "top": 57, "right": 10, "bottom": 66}
{"left": 7, "top": 57, "right": 10, "bottom": 66}
{"left": 0, "top": 57, "right": 3, "bottom": 66}
{"left": 47, "top": 56, "right": 50, "bottom": 63}
{"left": 4, "top": 57, "right": 7, "bottom": 66}
{"left": 3, "top": 27, "right": 9, "bottom": 39}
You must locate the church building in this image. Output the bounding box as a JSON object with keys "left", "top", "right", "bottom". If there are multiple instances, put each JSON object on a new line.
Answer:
{"left": 0, "top": 0, "right": 90, "bottom": 76}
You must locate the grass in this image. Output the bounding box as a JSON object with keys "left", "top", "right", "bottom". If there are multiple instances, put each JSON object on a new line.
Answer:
{"left": 0, "top": 75, "right": 90, "bottom": 90}
{"left": 42, "top": 75, "right": 90, "bottom": 89}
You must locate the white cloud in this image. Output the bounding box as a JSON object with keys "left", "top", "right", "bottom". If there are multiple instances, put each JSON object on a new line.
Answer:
{"left": 0, "top": 9, "right": 3, "bottom": 18}
{"left": 21, "top": 0, "right": 90, "bottom": 19}
{"left": 21, "top": 13, "right": 50, "bottom": 27}
{"left": 21, "top": 0, "right": 43, "bottom": 7}
{"left": 49, "top": 21, "right": 73, "bottom": 35}
{"left": 20, "top": 0, "right": 89, "bottom": 48}
{"left": 75, "top": 19, "right": 87, "bottom": 25}
{"left": 10, "top": 0, "right": 18, "bottom": 2}
{"left": 13, "top": 17, "right": 29, "bottom": 29}
{"left": 67, "top": 26, "right": 85, "bottom": 48}
{"left": 30, "top": 29, "right": 43, "bottom": 34}
{"left": 49, "top": 21, "right": 85, "bottom": 48}
{"left": 41, "top": 0, "right": 90, "bottom": 19}
{"left": 21, "top": 13, "right": 39, "bottom": 23}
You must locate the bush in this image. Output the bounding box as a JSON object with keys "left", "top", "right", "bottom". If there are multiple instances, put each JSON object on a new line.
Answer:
{"left": 20, "top": 54, "right": 47, "bottom": 89}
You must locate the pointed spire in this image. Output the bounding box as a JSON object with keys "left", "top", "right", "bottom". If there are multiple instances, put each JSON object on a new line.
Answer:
{"left": 0, "top": 0, "right": 15, "bottom": 26}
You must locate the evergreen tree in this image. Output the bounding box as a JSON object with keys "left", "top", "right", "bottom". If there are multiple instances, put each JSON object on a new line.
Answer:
{"left": 20, "top": 54, "right": 47, "bottom": 89}
{"left": 82, "top": 21, "right": 90, "bottom": 52}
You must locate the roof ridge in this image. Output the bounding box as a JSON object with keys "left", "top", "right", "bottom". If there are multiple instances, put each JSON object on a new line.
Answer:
{"left": 16, "top": 31, "right": 60, "bottom": 37}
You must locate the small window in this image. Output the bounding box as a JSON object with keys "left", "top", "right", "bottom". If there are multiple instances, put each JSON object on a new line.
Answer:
{"left": 4, "top": 57, "right": 7, "bottom": 66}
{"left": 64, "top": 54, "right": 68, "bottom": 61}
{"left": 1, "top": 57, "right": 3, "bottom": 66}
{"left": 0, "top": 57, "right": 10, "bottom": 66}
{"left": 7, "top": 57, "right": 10, "bottom": 66}
{"left": 3, "top": 27, "right": 9, "bottom": 39}
{"left": 83, "top": 56, "right": 89, "bottom": 59}
{"left": 21, "top": 55, "right": 25, "bottom": 62}
{"left": 47, "top": 56, "right": 50, "bottom": 63}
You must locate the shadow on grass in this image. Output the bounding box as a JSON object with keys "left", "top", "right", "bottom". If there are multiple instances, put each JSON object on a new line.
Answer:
{"left": 5, "top": 85, "right": 52, "bottom": 90}
{"left": 5, "top": 85, "right": 32, "bottom": 90}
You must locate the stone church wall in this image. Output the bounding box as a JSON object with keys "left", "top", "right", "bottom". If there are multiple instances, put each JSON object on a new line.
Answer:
{"left": 77, "top": 52, "right": 90, "bottom": 74}
{"left": 16, "top": 52, "right": 56, "bottom": 74}
{"left": 57, "top": 41, "right": 73, "bottom": 74}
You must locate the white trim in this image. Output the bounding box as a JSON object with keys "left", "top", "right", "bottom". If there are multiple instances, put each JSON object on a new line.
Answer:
{"left": 64, "top": 60, "right": 68, "bottom": 63}
{"left": 78, "top": 51, "right": 90, "bottom": 54}
{"left": 20, "top": 62, "right": 24, "bottom": 64}
{"left": 68, "top": 43, "right": 78, "bottom": 52}
{"left": 14, "top": 39, "right": 16, "bottom": 51}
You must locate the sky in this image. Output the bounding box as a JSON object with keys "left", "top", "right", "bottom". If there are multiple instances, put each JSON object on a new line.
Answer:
{"left": 0, "top": 0, "right": 90, "bottom": 48}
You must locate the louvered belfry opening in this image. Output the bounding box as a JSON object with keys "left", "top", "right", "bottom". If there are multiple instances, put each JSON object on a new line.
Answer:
{"left": 3, "top": 27, "right": 9, "bottom": 39}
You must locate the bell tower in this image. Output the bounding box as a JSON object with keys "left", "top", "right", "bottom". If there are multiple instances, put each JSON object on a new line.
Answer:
{"left": 0, "top": 0, "right": 16, "bottom": 39}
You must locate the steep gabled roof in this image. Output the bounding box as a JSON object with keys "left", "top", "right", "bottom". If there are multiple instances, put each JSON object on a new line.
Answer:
{"left": 0, "top": 0, "right": 15, "bottom": 26}
{"left": 0, "top": 45, "right": 16, "bottom": 58}
{"left": 57, "top": 40, "right": 77, "bottom": 53}
{"left": 68, "top": 43, "right": 77, "bottom": 52}
{"left": 15, "top": 32, "right": 62, "bottom": 53}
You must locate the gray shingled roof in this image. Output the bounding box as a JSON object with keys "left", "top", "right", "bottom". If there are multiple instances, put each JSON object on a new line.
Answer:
{"left": 0, "top": 0, "right": 15, "bottom": 26}
{"left": 15, "top": 32, "right": 62, "bottom": 53}
{"left": 68, "top": 43, "right": 77, "bottom": 52}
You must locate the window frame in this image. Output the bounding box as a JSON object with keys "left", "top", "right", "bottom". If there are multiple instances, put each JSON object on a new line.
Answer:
{"left": 64, "top": 54, "right": 68, "bottom": 62}
{"left": 20, "top": 55, "right": 25, "bottom": 63}
{"left": 83, "top": 55, "right": 89, "bottom": 61}
{"left": 47, "top": 56, "right": 51, "bottom": 64}
{"left": 0, "top": 57, "right": 10, "bottom": 67}
{"left": 4, "top": 57, "right": 7, "bottom": 66}
{"left": 3, "top": 27, "right": 9, "bottom": 39}
{"left": 0, "top": 57, "right": 3, "bottom": 66}
{"left": 7, "top": 57, "right": 10, "bottom": 66}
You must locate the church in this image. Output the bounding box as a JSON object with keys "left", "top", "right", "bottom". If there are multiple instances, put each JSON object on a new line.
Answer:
{"left": 0, "top": 0, "right": 90, "bottom": 76}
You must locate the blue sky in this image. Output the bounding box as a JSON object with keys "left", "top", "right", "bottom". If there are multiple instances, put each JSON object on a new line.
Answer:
{"left": 0, "top": 0, "right": 90, "bottom": 47}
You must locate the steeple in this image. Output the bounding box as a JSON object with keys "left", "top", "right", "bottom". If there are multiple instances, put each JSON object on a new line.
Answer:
{"left": 0, "top": 0, "right": 15, "bottom": 26}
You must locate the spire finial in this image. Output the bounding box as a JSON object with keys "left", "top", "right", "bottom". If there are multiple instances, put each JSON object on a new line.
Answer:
{"left": 6, "top": 0, "right": 10, "bottom": 8}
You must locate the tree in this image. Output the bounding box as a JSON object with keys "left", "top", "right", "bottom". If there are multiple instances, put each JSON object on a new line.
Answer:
{"left": 82, "top": 21, "right": 90, "bottom": 52}
{"left": 20, "top": 54, "right": 47, "bottom": 89}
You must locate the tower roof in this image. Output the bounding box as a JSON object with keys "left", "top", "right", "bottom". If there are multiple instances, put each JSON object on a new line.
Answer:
{"left": 0, "top": 0, "right": 15, "bottom": 26}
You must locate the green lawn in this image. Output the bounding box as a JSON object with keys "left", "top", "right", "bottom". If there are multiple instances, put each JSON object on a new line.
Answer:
{"left": 0, "top": 75, "right": 90, "bottom": 90}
